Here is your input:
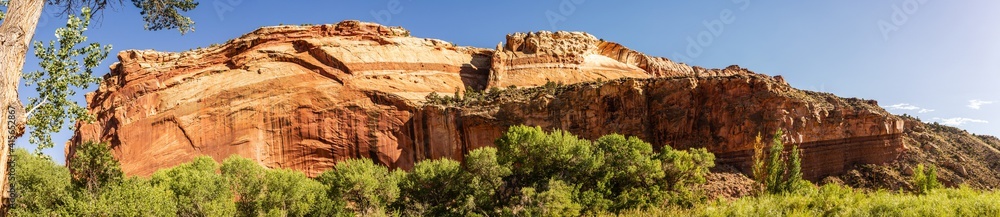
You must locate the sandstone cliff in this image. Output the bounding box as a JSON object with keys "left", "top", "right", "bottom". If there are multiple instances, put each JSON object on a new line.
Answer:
{"left": 70, "top": 20, "right": 908, "bottom": 182}
{"left": 836, "top": 115, "right": 1000, "bottom": 189}
{"left": 488, "top": 31, "right": 698, "bottom": 87}
{"left": 425, "top": 71, "right": 904, "bottom": 181}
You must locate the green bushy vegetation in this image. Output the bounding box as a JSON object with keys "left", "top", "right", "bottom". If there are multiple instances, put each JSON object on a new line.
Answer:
{"left": 12, "top": 126, "right": 713, "bottom": 216}
{"left": 610, "top": 184, "right": 1000, "bottom": 216}
{"left": 425, "top": 85, "right": 504, "bottom": 106}
{"left": 752, "top": 129, "right": 809, "bottom": 195}
{"left": 912, "top": 163, "right": 942, "bottom": 195}
{"left": 10, "top": 126, "right": 997, "bottom": 216}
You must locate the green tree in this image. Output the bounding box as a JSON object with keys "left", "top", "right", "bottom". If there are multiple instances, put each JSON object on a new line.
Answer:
{"left": 592, "top": 134, "right": 667, "bottom": 211}
{"left": 750, "top": 133, "right": 766, "bottom": 192}
{"left": 67, "top": 141, "right": 122, "bottom": 196}
{"left": 462, "top": 147, "right": 511, "bottom": 215}
{"left": 260, "top": 168, "right": 326, "bottom": 217}
{"left": 0, "top": 0, "right": 201, "bottom": 205}
{"left": 317, "top": 158, "right": 403, "bottom": 216}
{"left": 8, "top": 148, "right": 74, "bottom": 216}
{"left": 912, "top": 163, "right": 941, "bottom": 194}
{"left": 756, "top": 129, "right": 806, "bottom": 195}
{"left": 493, "top": 125, "right": 718, "bottom": 214}
{"left": 494, "top": 125, "right": 599, "bottom": 195}
{"left": 305, "top": 191, "right": 342, "bottom": 217}
{"left": 220, "top": 155, "right": 266, "bottom": 217}
{"left": 926, "top": 164, "right": 939, "bottom": 189}
{"left": 37, "top": 0, "right": 199, "bottom": 34}
{"left": 127, "top": 0, "right": 199, "bottom": 32}
{"left": 22, "top": 6, "right": 109, "bottom": 154}
{"left": 518, "top": 179, "right": 582, "bottom": 217}
{"left": 151, "top": 156, "right": 236, "bottom": 217}
{"left": 765, "top": 130, "right": 787, "bottom": 194}
{"left": 68, "top": 177, "right": 178, "bottom": 216}
{"left": 397, "top": 158, "right": 469, "bottom": 216}
{"left": 659, "top": 146, "right": 715, "bottom": 207}
{"left": 786, "top": 142, "right": 804, "bottom": 192}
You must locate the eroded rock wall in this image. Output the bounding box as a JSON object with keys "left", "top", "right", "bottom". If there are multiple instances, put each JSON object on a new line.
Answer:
{"left": 70, "top": 21, "right": 904, "bottom": 181}
{"left": 464, "top": 71, "right": 903, "bottom": 180}
{"left": 71, "top": 21, "right": 492, "bottom": 176}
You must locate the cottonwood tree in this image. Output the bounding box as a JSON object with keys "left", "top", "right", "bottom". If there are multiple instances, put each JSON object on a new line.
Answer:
{"left": 150, "top": 156, "right": 235, "bottom": 216}
{"left": 0, "top": 0, "right": 199, "bottom": 209}
{"left": 317, "top": 158, "right": 404, "bottom": 216}
{"left": 912, "top": 163, "right": 941, "bottom": 194}
{"left": 753, "top": 129, "right": 806, "bottom": 195}
{"left": 66, "top": 141, "right": 121, "bottom": 197}
{"left": 23, "top": 6, "right": 108, "bottom": 157}
{"left": 397, "top": 158, "right": 469, "bottom": 216}
{"left": 260, "top": 168, "right": 326, "bottom": 216}
{"left": 220, "top": 155, "right": 266, "bottom": 216}
{"left": 8, "top": 148, "right": 73, "bottom": 216}
{"left": 494, "top": 126, "right": 717, "bottom": 214}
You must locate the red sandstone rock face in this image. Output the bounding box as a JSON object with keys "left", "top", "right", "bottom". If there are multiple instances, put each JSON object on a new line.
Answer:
{"left": 442, "top": 68, "right": 904, "bottom": 180}
{"left": 70, "top": 21, "right": 490, "bottom": 176}
{"left": 69, "top": 20, "right": 904, "bottom": 180}
{"left": 488, "top": 31, "right": 699, "bottom": 87}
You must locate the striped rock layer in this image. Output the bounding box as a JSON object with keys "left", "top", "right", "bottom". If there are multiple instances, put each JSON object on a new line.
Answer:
{"left": 69, "top": 20, "right": 903, "bottom": 180}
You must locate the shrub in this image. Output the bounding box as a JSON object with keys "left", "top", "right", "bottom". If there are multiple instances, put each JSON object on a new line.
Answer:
{"left": 16, "top": 128, "right": 1000, "bottom": 216}
{"left": 669, "top": 184, "right": 1000, "bottom": 216}
{"left": 495, "top": 126, "right": 599, "bottom": 192}
{"left": 317, "top": 158, "right": 403, "bottom": 216}
{"left": 593, "top": 134, "right": 666, "bottom": 211}
{"left": 751, "top": 133, "right": 767, "bottom": 192}
{"left": 754, "top": 129, "right": 808, "bottom": 195}
{"left": 494, "top": 125, "right": 717, "bottom": 214}
{"left": 220, "top": 155, "right": 266, "bottom": 216}
{"left": 261, "top": 168, "right": 327, "bottom": 216}
{"left": 397, "top": 158, "right": 469, "bottom": 216}
{"left": 68, "top": 141, "right": 123, "bottom": 196}
{"left": 9, "top": 148, "right": 74, "bottom": 216}
{"left": 425, "top": 91, "right": 447, "bottom": 105}
{"left": 151, "top": 156, "right": 236, "bottom": 216}
{"left": 660, "top": 146, "right": 715, "bottom": 207}
{"left": 71, "top": 177, "right": 177, "bottom": 216}
{"left": 518, "top": 179, "right": 582, "bottom": 217}
{"left": 912, "top": 163, "right": 942, "bottom": 194}
{"left": 462, "top": 147, "right": 511, "bottom": 215}
{"left": 764, "top": 130, "right": 787, "bottom": 194}
{"left": 463, "top": 85, "right": 486, "bottom": 103}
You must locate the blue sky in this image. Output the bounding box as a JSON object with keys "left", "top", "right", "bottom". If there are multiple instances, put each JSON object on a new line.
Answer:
{"left": 7, "top": 1, "right": 999, "bottom": 163}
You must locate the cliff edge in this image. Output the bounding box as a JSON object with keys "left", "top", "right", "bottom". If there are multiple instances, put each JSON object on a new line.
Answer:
{"left": 68, "top": 21, "right": 917, "bottom": 184}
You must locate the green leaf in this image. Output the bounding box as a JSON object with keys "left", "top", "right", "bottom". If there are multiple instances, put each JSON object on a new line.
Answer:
{"left": 317, "top": 158, "right": 401, "bottom": 216}
{"left": 130, "top": 0, "right": 199, "bottom": 34}
{"left": 25, "top": 7, "right": 108, "bottom": 155}
{"left": 151, "top": 156, "right": 236, "bottom": 216}
{"left": 0, "top": 1, "right": 7, "bottom": 21}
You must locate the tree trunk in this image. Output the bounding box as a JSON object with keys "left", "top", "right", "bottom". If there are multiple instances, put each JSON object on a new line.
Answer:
{"left": 0, "top": 0, "right": 44, "bottom": 213}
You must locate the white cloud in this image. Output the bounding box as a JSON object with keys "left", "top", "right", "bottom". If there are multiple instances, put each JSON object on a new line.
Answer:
{"left": 886, "top": 103, "right": 919, "bottom": 110}
{"left": 967, "top": 100, "right": 994, "bottom": 110}
{"left": 885, "top": 103, "right": 933, "bottom": 113}
{"left": 933, "top": 117, "right": 989, "bottom": 126}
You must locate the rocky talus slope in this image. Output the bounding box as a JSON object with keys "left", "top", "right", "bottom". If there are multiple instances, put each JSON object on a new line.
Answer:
{"left": 67, "top": 21, "right": 997, "bottom": 190}
{"left": 835, "top": 115, "right": 1000, "bottom": 190}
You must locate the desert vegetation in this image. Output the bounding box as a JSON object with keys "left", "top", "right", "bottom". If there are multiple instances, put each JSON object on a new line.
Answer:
{"left": 10, "top": 126, "right": 1000, "bottom": 216}
{"left": 611, "top": 184, "right": 1000, "bottom": 216}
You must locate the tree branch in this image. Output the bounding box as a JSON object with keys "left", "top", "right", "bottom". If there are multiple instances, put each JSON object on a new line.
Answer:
{"left": 24, "top": 96, "right": 46, "bottom": 117}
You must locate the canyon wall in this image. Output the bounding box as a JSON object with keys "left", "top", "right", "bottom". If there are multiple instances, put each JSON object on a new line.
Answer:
{"left": 69, "top": 20, "right": 904, "bottom": 180}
